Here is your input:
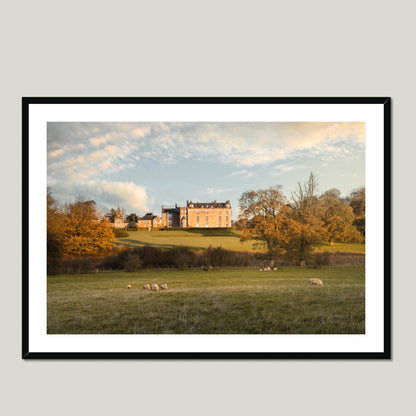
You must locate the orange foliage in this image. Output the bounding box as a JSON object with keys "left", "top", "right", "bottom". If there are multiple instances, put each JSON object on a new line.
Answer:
{"left": 61, "top": 200, "right": 115, "bottom": 256}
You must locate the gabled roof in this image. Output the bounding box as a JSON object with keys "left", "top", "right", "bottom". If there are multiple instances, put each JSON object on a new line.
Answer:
{"left": 139, "top": 213, "right": 157, "bottom": 221}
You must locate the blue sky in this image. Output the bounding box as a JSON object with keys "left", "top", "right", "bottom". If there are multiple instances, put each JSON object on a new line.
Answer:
{"left": 47, "top": 122, "right": 365, "bottom": 219}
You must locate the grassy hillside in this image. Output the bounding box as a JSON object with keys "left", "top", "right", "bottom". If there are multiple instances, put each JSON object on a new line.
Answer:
{"left": 115, "top": 229, "right": 365, "bottom": 253}
{"left": 48, "top": 267, "right": 365, "bottom": 334}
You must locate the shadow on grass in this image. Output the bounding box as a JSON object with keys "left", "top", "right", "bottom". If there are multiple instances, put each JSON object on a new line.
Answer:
{"left": 183, "top": 228, "right": 240, "bottom": 237}
{"left": 115, "top": 239, "right": 206, "bottom": 251}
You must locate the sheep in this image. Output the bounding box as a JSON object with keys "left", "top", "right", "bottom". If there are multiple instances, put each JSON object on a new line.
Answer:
{"left": 151, "top": 283, "right": 160, "bottom": 291}
{"left": 265, "top": 267, "right": 271, "bottom": 271}
{"left": 127, "top": 285, "right": 132, "bottom": 289}
{"left": 273, "top": 267, "right": 278, "bottom": 271}
{"left": 308, "top": 278, "right": 323, "bottom": 286}
{"left": 259, "top": 268, "right": 263, "bottom": 271}
{"left": 143, "top": 284, "right": 151, "bottom": 290}
{"left": 160, "top": 284, "right": 168, "bottom": 290}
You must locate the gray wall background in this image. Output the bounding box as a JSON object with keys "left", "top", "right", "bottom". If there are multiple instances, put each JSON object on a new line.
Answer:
{"left": 1, "top": 1, "right": 412, "bottom": 415}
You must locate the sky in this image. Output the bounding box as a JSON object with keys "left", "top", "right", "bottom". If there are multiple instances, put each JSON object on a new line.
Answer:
{"left": 47, "top": 122, "right": 365, "bottom": 220}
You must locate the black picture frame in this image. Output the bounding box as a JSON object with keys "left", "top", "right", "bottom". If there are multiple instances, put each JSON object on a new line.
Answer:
{"left": 22, "top": 97, "right": 391, "bottom": 359}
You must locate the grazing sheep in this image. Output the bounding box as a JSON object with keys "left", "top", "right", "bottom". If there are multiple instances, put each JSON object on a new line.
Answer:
{"left": 160, "top": 284, "right": 168, "bottom": 290}
{"left": 127, "top": 285, "right": 132, "bottom": 289}
{"left": 143, "top": 284, "right": 150, "bottom": 290}
{"left": 265, "top": 267, "right": 271, "bottom": 271}
{"left": 308, "top": 278, "right": 323, "bottom": 286}
{"left": 273, "top": 267, "right": 278, "bottom": 271}
{"left": 151, "top": 283, "right": 160, "bottom": 291}
{"left": 259, "top": 268, "right": 263, "bottom": 272}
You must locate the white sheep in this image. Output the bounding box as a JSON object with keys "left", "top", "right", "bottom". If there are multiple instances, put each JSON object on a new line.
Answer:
{"left": 160, "top": 284, "right": 168, "bottom": 290}
{"left": 273, "top": 267, "right": 278, "bottom": 271}
{"left": 151, "top": 283, "right": 160, "bottom": 291}
{"left": 308, "top": 278, "right": 323, "bottom": 286}
{"left": 143, "top": 284, "right": 150, "bottom": 290}
{"left": 127, "top": 285, "right": 132, "bottom": 289}
{"left": 259, "top": 268, "right": 263, "bottom": 271}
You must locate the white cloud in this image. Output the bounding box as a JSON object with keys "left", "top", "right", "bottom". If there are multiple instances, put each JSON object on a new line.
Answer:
{"left": 97, "top": 180, "right": 148, "bottom": 211}
{"left": 231, "top": 170, "right": 248, "bottom": 176}
{"left": 231, "top": 170, "right": 253, "bottom": 178}
{"left": 132, "top": 126, "right": 151, "bottom": 138}
{"left": 47, "top": 121, "right": 365, "bottom": 211}
{"left": 48, "top": 149, "right": 64, "bottom": 159}
{"left": 51, "top": 180, "right": 148, "bottom": 212}
{"left": 89, "top": 135, "right": 108, "bottom": 146}
{"left": 49, "top": 121, "right": 365, "bottom": 174}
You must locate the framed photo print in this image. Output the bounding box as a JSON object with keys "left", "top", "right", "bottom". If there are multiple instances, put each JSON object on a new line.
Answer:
{"left": 22, "top": 97, "right": 391, "bottom": 358}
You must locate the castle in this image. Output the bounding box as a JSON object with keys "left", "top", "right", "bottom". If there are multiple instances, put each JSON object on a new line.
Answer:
{"left": 110, "top": 200, "right": 232, "bottom": 229}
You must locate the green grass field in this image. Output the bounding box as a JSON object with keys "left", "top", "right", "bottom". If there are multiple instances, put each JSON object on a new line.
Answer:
{"left": 115, "top": 229, "right": 365, "bottom": 253}
{"left": 48, "top": 267, "right": 365, "bottom": 334}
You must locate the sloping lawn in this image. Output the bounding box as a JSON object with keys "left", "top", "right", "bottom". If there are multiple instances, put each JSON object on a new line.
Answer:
{"left": 115, "top": 229, "right": 365, "bottom": 253}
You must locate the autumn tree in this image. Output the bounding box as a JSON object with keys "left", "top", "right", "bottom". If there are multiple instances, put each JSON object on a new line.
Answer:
{"left": 319, "top": 193, "right": 362, "bottom": 245}
{"left": 349, "top": 187, "right": 365, "bottom": 237}
{"left": 238, "top": 186, "right": 298, "bottom": 263}
{"left": 286, "top": 173, "right": 327, "bottom": 264}
{"left": 62, "top": 200, "right": 115, "bottom": 256}
{"left": 322, "top": 188, "right": 341, "bottom": 199}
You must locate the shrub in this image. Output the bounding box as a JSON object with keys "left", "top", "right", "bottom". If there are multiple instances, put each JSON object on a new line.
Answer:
{"left": 61, "top": 258, "right": 97, "bottom": 274}
{"left": 196, "top": 246, "right": 256, "bottom": 268}
{"left": 97, "top": 255, "right": 119, "bottom": 270}
{"left": 122, "top": 252, "right": 143, "bottom": 272}
{"left": 113, "top": 228, "right": 129, "bottom": 238}
{"left": 167, "top": 246, "right": 196, "bottom": 269}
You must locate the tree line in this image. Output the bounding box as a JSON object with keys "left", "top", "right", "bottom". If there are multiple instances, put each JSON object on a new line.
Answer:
{"left": 47, "top": 173, "right": 365, "bottom": 273}
{"left": 237, "top": 173, "right": 365, "bottom": 265}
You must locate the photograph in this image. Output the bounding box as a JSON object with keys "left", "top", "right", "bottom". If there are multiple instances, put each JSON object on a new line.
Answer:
{"left": 23, "top": 98, "right": 390, "bottom": 358}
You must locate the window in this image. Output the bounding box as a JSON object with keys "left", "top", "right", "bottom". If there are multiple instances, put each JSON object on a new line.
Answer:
{"left": 205, "top": 216, "right": 208, "bottom": 222}
{"left": 226, "top": 216, "right": 228, "bottom": 222}
{"left": 219, "top": 210, "right": 222, "bottom": 213}
{"left": 219, "top": 216, "right": 222, "bottom": 222}
{"left": 197, "top": 216, "right": 199, "bottom": 222}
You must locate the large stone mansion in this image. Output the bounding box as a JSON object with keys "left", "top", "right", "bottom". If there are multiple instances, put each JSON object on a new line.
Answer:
{"left": 161, "top": 200, "right": 232, "bottom": 228}
{"left": 109, "top": 200, "right": 232, "bottom": 229}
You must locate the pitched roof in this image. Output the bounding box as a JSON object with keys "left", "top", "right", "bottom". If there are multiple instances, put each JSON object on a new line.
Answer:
{"left": 139, "top": 213, "right": 157, "bottom": 221}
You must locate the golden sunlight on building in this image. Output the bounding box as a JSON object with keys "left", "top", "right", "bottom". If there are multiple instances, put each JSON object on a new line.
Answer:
{"left": 162, "top": 200, "right": 231, "bottom": 228}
